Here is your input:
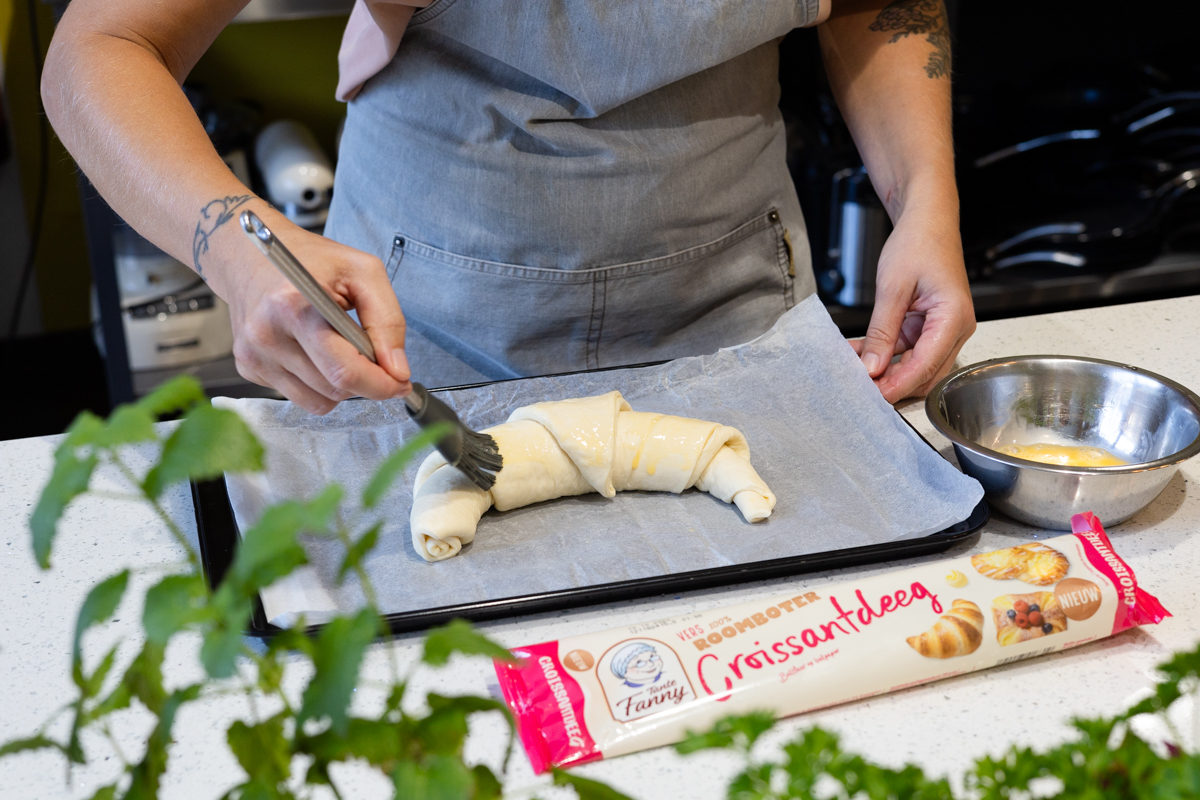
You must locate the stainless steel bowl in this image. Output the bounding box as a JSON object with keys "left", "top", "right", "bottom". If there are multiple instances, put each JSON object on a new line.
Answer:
{"left": 926, "top": 356, "right": 1200, "bottom": 529}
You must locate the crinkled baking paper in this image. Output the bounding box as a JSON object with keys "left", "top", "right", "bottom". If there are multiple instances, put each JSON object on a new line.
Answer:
{"left": 216, "top": 296, "right": 984, "bottom": 627}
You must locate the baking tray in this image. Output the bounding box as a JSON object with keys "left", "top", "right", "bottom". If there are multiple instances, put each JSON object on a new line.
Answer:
{"left": 192, "top": 378, "right": 989, "bottom": 638}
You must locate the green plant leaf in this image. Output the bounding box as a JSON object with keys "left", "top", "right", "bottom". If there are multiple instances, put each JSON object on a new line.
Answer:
{"left": 71, "top": 571, "right": 129, "bottom": 664}
{"left": 298, "top": 608, "right": 378, "bottom": 735}
{"left": 674, "top": 711, "right": 776, "bottom": 755}
{"left": 64, "top": 711, "right": 86, "bottom": 765}
{"left": 362, "top": 423, "right": 454, "bottom": 509}
{"left": 426, "top": 755, "right": 474, "bottom": 800}
{"left": 79, "top": 641, "right": 164, "bottom": 756}
{"left": 337, "top": 523, "right": 380, "bottom": 585}
{"left": 392, "top": 760, "right": 430, "bottom": 799}
{"left": 136, "top": 375, "right": 206, "bottom": 417}
{"left": 86, "top": 644, "right": 170, "bottom": 726}
{"left": 472, "top": 765, "right": 503, "bottom": 800}
{"left": 199, "top": 485, "right": 337, "bottom": 679}
{"left": 87, "top": 679, "right": 133, "bottom": 722}
{"left": 411, "top": 728, "right": 469, "bottom": 781}
{"left": 227, "top": 715, "right": 291, "bottom": 788}
{"left": 725, "top": 763, "right": 775, "bottom": 800}
{"left": 552, "top": 767, "right": 636, "bottom": 800}
{"left": 299, "top": 718, "right": 403, "bottom": 776}
{"left": 63, "top": 411, "right": 105, "bottom": 447}
{"left": 417, "top": 694, "right": 510, "bottom": 757}
{"left": 87, "top": 785, "right": 118, "bottom": 800}
{"left": 268, "top": 625, "right": 317, "bottom": 659}
{"left": 227, "top": 777, "right": 296, "bottom": 800}
{"left": 0, "top": 735, "right": 66, "bottom": 757}
{"left": 825, "top": 753, "right": 954, "bottom": 800}
{"left": 1121, "top": 646, "right": 1200, "bottom": 727}
{"left": 80, "top": 644, "right": 121, "bottom": 699}
{"left": 96, "top": 404, "right": 157, "bottom": 448}
{"left": 392, "top": 755, "right": 474, "bottom": 800}
{"left": 229, "top": 616, "right": 310, "bottom": 690}
{"left": 143, "top": 573, "right": 211, "bottom": 645}
{"left": 143, "top": 403, "right": 264, "bottom": 498}
{"left": 782, "top": 728, "right": 848, "bottom": 797}
{"left": 200, "top": 607, "right": 251, "bottom": 680}
{"left": 227, "top": 486, "right": 342, "bottom": 593}
{"left": 31, "top": 433, "right": 99, "bottom": 568}
{"left": 257, "top": 649, "right": 285, "bottom": 696}
{"left": 422, "top": 619, "right": 514, "bottom": 667}
{"left": 125, "top": 684, "right": 201, "bottom": 799}
{"left": 123, "top": 641, "right": 168, "bottom": 715}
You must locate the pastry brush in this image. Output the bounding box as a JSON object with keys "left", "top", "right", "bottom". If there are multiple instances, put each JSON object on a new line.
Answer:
{"left": 239, "top": 210, "right": 503, "bottom": 490}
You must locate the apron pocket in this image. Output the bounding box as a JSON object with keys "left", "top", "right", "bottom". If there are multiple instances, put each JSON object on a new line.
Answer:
{"left": 592, "top": 208, "right": 795, "bottom": 368}
{"left": 389, "top": 208, "right": 795, "bottom": 378}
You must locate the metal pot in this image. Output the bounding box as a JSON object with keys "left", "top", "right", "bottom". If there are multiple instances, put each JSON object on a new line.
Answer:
{"left": 925, "top": 355, "right": 1200, "bottom": 529}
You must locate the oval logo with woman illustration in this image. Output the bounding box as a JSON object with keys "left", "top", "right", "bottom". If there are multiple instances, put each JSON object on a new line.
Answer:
{"left": 595, "top": 638, "right": 697, "bottom": 723}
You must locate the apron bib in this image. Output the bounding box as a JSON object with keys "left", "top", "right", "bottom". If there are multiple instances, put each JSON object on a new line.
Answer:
{"left": 326, "top": 0, "right": 823, "bottom": 387}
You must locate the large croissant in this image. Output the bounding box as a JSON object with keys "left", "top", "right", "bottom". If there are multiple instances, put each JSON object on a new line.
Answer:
{"left": 409, "top": 391, "right": 776, "bottom": 561}
{"left": 906, "top": 599, "right": 984, "bottom": 659}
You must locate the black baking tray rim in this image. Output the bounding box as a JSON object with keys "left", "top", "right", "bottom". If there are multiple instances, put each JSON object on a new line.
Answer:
{"left": 191, "top": 383, "right": 989, "bottom": 638}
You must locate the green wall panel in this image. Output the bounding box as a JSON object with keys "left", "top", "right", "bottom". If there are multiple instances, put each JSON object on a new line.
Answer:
{"left": 189, "top": 16, "right": 349, "bottom": 156}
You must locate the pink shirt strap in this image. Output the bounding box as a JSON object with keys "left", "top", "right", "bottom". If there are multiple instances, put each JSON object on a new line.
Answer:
{"left": 337, "top": 0, "right": 431, "bottom": 102}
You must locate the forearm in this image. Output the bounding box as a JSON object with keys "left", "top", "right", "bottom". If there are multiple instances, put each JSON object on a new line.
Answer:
{"left": 818, "top": 0, "right": 956, "bottom": 224}
{"left": 820, "top": 1, "right": 972, "bottom": 402}
{"left": 41, "top": 1, "right": 277, "bottom": 299}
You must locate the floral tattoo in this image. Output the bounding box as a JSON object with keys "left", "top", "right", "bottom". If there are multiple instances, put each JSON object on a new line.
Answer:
{"left": 192, "top": 194, "right": 252, "bottom": 279}
{"left": 869, "top": 0, "right": 950, "bottom": 80}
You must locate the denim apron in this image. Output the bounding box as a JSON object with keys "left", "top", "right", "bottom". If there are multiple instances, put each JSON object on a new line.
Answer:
{"left": 326, "top": 0, "right": 823, "bottom": 387}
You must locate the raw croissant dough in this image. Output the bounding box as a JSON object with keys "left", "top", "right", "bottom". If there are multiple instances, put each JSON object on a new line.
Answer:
{"left": 409, "top": 391, "right": 777, "bottom": 561}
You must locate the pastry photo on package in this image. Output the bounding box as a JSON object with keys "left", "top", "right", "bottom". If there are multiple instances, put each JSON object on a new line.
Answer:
{"left": 494, "top": 512, "right": 1170, "bottom": 773}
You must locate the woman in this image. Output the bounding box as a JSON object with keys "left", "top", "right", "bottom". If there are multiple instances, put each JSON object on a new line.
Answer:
{"left": 610, "top": 642, "right": 664, "bottom": 689}
{"left": 42, "top": 0, "right": 973, "bottom": 414}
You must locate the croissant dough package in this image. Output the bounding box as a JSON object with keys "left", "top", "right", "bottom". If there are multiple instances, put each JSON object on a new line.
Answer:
{"left": 495, "top": 513, "right": 1170, "bottom": 773}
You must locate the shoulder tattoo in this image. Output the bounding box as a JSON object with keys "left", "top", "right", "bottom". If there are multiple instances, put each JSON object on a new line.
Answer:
{"left": 192, "top": 195, "right": 252, "bottom": 279}
{"left": 868, "top": 0, "right": 950, "bottom": 80}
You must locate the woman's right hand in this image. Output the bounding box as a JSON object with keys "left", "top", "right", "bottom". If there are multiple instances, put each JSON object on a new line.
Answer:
{"left": 209, "top": 213, "right": 412, "bottom": 415}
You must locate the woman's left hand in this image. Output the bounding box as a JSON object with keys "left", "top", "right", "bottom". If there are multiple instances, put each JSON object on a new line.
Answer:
{"left": 850, "top": 209, "right": 976, "bottom": 404}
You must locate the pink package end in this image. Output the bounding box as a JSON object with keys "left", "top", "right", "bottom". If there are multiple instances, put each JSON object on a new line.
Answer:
{"left": 493, "top": 641, "right": 601, "bottom": 774}
{"left": 1071, "top": 512, "right": 1171, "bottom": 633}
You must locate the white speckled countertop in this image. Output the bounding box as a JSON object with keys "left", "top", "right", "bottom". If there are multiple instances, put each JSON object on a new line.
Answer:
{"left": 2, "top": 296, "right": 1199, "bottom": 799}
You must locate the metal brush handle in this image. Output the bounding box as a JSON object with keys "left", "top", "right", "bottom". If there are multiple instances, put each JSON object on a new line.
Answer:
{"left": 239, "top": 210, "right": 425, "bottom": 415}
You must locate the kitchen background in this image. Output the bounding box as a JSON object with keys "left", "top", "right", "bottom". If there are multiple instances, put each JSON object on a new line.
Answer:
{"left": 0, "top": 0, "right": 1197, "bottom": 441}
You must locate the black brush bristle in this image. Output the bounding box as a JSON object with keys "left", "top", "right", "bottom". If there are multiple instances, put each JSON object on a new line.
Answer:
{"left": 456, "top": 431, "right": 503, "bottom": 490}
{"left": 406, "top": 383, "right": 503, "bottom": 490}
{"left": 464, "top": 430, "right": 503, "bottom": 471}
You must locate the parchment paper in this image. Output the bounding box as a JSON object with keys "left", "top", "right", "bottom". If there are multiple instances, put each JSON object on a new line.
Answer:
{"left": 215, "top": 296, "right": 983, "bottom": 627}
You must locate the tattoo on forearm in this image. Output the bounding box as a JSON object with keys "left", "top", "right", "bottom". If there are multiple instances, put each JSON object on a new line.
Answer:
{"left": 192, "top": 195, "right": 252, "bottom": 279}
{"left": 869, "top": 0, "right": 950, "bottom": 80}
